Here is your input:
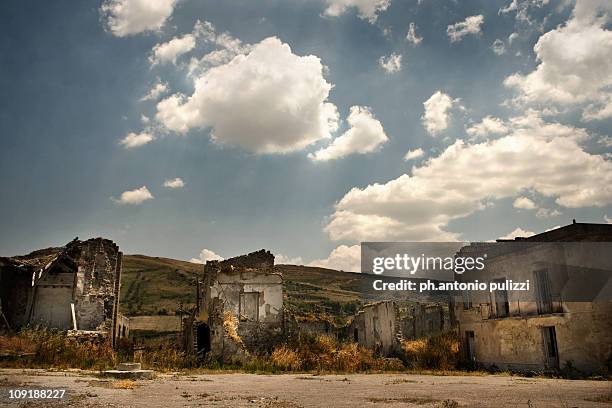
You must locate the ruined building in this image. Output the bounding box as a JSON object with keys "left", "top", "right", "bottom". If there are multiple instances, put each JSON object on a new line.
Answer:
{"left": 452, "top": 223, "right": 612, "bottom": 373}
{"left": 346, "top": 301, "right": 402, "bottom": 356}
{"left": 183, "top": 250, "right": 284, "bottom": 360}
{"left": 0, "top": 238, "right": 128, "bottom": 344}
{"left": 398, "top": 304, "right": 447, "bottom": 340}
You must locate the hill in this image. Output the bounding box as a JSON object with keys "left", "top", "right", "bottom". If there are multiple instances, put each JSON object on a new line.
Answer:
{"left": 121, "top": 255, "right": 445, "bottom": 324}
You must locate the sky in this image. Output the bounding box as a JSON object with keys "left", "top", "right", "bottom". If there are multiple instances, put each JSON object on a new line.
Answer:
{"left": 1, "top": 0, "right": 611, "bottom": 271}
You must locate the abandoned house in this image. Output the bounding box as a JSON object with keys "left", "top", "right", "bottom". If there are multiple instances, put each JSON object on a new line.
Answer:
{"left": 0, "top": 238, "right": 129, "bottom": 344}
{"left": 183, "top": 250, "right": 284, "bottom": 360}
{"left": 452, "top": 222, "right": 612, "bottom": 373}
{"left": 346, "top": 301, "right": 402, "bottom": 356}
{"left": 398, "top": 304, "right": 447, "bottom": 340}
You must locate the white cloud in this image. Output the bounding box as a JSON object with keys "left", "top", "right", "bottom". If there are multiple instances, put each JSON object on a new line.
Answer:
{"left": 113, "top": 186, "right": 154, "bottom": 205}
{"left": 378, "top": 53, "right": 402, "bottom": 73}
{"left": 325, "top": 113, "right": 612, "bottom": 242}
{"left": 499, "top": 0, "right": 551, "bottom": 26}
{"left": 187, "top": 23, "right": 252, "bottom": 76}
{"left": 421, "top": 91, "right": 457, "bottom": 136}
{"left": 150, "top": 34, "right": 196, "bottom": 65}
{"left": 513, "top": 196, "right": 536, "bottom": 209}
{"left": 498, "top": 227, "right": 536, "bottom": 240}
{"left": 309, "top": 106, "right": 388, "bottom": 161}
{"left": 275, "top": 254, "right": 304, "bottom": 265}
{"left": 119, "top": 131, "right": 155, "bottom": 148}
{"left": 309, "top": 245, "right": 361, "bottom": 272}
{"left": 323, "top": 0, "right": 391, "bottom": 23}
{"left": 508, "top": 32, "right": 519, "bottom": 44}
{"left": 140, "top": 114, "right": 150, "bottom": 124}
{"left": 406, "top": 22, "right": 423, "bottom": 45}
{"left": 504, "top": 0, "right": 612, "bottom": 119}
{"left": 491, "top": 39, "right": 506, "bottom": 55}
{"left": 447, "top": 15, "right": 484, "bottom": 43}
{"left": 466, "top": 116, "right": 509, "bottom": 139}
{"left": 140, "top": 81, "right": 168, "bottom": 102}
{"left": 605, "top": 214, "right": 612, "bottom": 224}
{"left": 163, "top": 177, "right": 184, "bottom": 189}
{"left": 156, "top": 37, "right": 339, "bottom": 154}
{"left": 536, "top": 207, "right": 562, "bottom": 218}
{"left": 190, "top": 248, "right": 224, "bottom": 264}
{"left": 404, "top": 148, "right": 424, "bottom": 161}
{"left": 100, "top": 0, "right": 178, "bottom": 37}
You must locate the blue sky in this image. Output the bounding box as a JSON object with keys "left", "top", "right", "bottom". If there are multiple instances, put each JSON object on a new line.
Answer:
{"left": 1, "top": 0, "right": 611, "bottom": 270}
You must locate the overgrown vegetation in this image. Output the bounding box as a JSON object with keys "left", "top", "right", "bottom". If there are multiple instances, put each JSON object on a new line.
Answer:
{"left": 401, "top": 331, "right": 461, "bottom": 370}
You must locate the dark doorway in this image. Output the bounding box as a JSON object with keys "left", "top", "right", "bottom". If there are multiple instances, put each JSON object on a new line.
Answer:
{"left": 196, "top": 323, "right": 211, "bottom": 355}
{"left": 465, "top": 331, "right": 475, "bottom": 363}
{"left": 542, "top": 326, "right": 559, "bottom": 369}
{"left": 353, "top": 328, "right": 359, "bottom": 342}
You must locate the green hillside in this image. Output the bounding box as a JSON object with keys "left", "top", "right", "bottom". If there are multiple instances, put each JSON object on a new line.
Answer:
{"left": 120, "top": 255, "right": 447, "bottom": 325}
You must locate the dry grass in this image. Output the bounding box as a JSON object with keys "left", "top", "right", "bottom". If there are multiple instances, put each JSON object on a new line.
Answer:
{"left": 402, "top": 331, "right": 461, "bottom": 370}
{"left": 0, "top": 329, "right": 116, "bottom": 370}
{"left": 271, "top": 335, "right": 404, "bottom": 373}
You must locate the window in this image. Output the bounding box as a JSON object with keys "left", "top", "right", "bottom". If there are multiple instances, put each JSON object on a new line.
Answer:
{"left": 462, "top": 290, "right": 472, "bottom": 310}
{"left": 239, "top": 292, "right": 260, "bottom": 322}
{"left": 493, "top": 278, "right": 509, "bottom": 318}
{"left": 535, "top": 269, "right": 553, "bottom": 314}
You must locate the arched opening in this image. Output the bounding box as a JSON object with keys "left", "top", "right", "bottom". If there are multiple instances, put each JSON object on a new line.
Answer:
{"left": 196, "top": 323, "right": 211, "bottom": 355}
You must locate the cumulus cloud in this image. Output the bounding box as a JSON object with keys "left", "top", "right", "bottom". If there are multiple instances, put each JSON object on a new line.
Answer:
{"left": 379, "top": 53, "right": 402, "bottom": 73}
{"left": 187, "top": 22, "right": 252, "bottom": 76}
{"left": 163, "top": 177, "right": 184, "bottom": 189}
{"left": 100, "top": 0, "right": 178, "bottom": 37}
{"left": 325, "top": 113, "right": 612, "bottom": 242}
{"left": 504, "top": 0, "right": 612, "bottom": 119}
{"left": 150, "top": 34, "right": 196, "bottom": 65}
{"left": 406, "top": 22, "right": 423, "bottom": 45}
{"left": 113, "top": 186, "right": 154, "bottom": 205}
{"left": 421, "top": 91, "right": 458, "bottom": 136}
{"left": 491, "top": 39, "right": 506, "bottom": 55}
{"left": 404, "top": 148, "right": 424, "bottom": 161}
{"left": 309, "top": 245, "right": 361, "bottom": 272}
{"left": 323, "top": 0, "right": 391, "bottom": 23}
{"left": 310, "top": 106, "right": 388, "bottom": 161}
{"left": 466, "top": 116, "right": 509, "bottom": 139}
{"left": 140, "top": 81, "right": 168, "bottom": 102}
{"left": 156, "top": 37, "right": 339, "bottom": 154}
{"left": 447, "top": 15, "right": 484, "bottom": 42}
{"left": 498, "top": 227, "right": 536, "bottom": 240}
{"left": 513, "top": 196, "right": 536, "bottom": 209}
{"left": 190, "top": 248, "right": 224, "bottom": 264}
{"left": 275, "top": 254, "right": 304, "bottom": 265}
{"left": 119, "top": 131, "right": 155, "bottom": 148}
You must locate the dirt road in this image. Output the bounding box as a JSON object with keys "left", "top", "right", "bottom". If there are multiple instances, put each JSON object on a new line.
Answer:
{"left": 1, "top": 369, "right": 610, "bottom": 407}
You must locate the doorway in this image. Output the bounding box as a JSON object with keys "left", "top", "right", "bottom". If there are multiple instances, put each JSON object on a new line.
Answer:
{"left": 542, "top": 326, "right": 559, "bottom": 369}
{"left": 196, "top": 323, "right": 211, "bottom": 355}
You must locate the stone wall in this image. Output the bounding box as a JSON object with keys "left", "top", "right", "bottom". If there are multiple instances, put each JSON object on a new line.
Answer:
{"left": 0, "top": 238, "right": 123, "bottom": 342}
{"left": 347, "top": 301, "right": 400, "bottom": 356}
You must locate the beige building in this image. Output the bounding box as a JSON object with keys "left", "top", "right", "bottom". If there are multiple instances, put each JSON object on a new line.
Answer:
{"left": 0, "top": 238, "right": 129, "bottom": 345}
{"left": 184, "top": 250, "right": 284, "bottom": 360}
{"left": 452, "top": 223, "right": 612, "bottom": 373}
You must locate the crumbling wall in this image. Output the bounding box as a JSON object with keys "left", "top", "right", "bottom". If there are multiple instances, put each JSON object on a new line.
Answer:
{"left": 348, "top": 301, "right": 400, "bottom": 356}
{"left": 400, "top": 304, "right": 446, "bottom": 340}
{"left": 0, "top": 238, "right": 123, "bottom": 340}
{"left": 190, "top": 250, "right": 284, "bottom": 360}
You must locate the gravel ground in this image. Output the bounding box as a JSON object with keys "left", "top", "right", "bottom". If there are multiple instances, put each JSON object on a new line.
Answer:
{"left": 1, "top": 369, "right": 610, "bottom": 408}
